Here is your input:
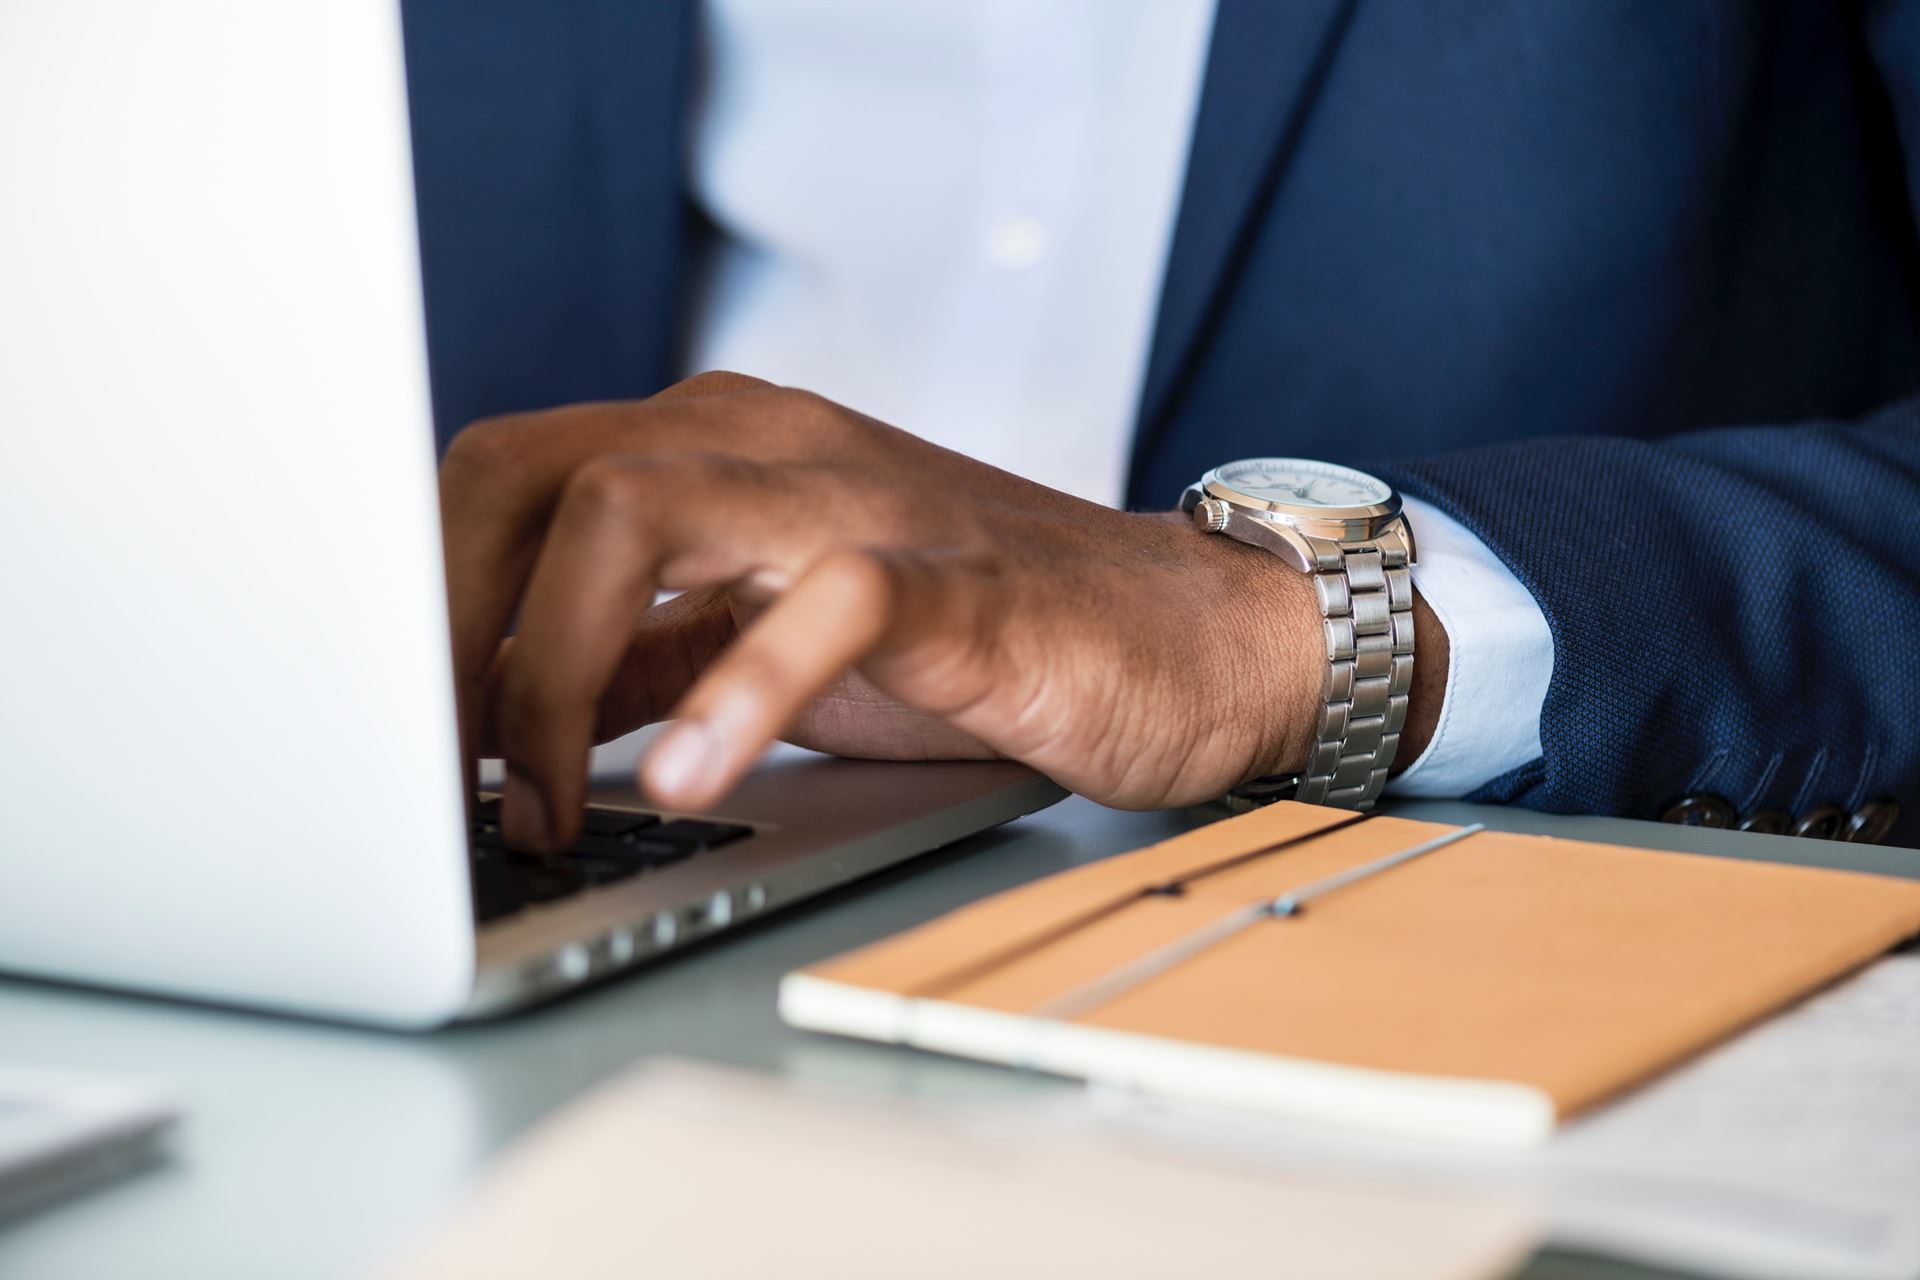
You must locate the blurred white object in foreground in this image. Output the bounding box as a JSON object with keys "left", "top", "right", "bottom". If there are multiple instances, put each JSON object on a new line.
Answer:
{"left": 376, "top": 1059, "right": 1540, "bottom": 1280}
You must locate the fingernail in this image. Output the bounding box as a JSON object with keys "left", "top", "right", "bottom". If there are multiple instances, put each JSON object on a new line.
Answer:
{"left": 646, "top": 719, "right": 718, "bottom": 803}
{"left": 502, "top": 772, "right": 551, "bottom": 850}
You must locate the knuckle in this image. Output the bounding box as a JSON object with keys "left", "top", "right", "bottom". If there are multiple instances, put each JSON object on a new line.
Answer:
{"left": 439, "top": 413, "right": 536, "bottom": 493}
{"left": 444, "top": 412, "right": 528, "bottom": 465}
{"left": 671, "top": 369, "right": 773, "bottom": 398}
{"left": 558, "top": 450, "right": 752, "bottom": 529}
{"left": 775, "top": 388, "right": 855, "bottom": 438}
{"left": 866, "top": 489, "right": 923, "bottom": 542}
{"left": 561, "top": 453, "right": 652, "bottom": 524}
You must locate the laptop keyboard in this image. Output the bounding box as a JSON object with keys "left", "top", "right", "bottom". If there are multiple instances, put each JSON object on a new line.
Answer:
{"left": 469, "top": 798, "right": 753, "bottom": 924}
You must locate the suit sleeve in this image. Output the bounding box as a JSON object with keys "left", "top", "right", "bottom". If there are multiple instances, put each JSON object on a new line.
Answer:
{"left": 1371, "top": 3, "right": 1920, "bottom": 842}
{"left": 1373, "top": 399, "right": 1920, "bottom": 842}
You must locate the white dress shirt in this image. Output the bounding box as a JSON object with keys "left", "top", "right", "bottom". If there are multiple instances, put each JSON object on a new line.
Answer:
{"left": 683, "top": 0, "right": 1552, "bottom": 796}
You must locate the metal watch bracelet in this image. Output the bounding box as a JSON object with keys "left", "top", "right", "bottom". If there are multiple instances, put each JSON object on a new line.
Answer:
{"left": 1226, "top": 543, "right": 1415, "bottom": 812}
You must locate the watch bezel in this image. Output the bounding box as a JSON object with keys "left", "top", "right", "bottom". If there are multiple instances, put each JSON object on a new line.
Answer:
{"left": 1185, "top": 459, "right": 1403, "bottom": 543}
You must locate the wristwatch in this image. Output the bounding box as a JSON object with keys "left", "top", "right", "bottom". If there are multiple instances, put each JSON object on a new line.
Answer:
{"left": 1180, "top": 457, "right": 1416, "bottom": 811}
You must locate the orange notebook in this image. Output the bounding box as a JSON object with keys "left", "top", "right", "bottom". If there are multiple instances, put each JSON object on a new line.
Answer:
{"left": 780, "top": 803, "right": 1920, "bottom": 1146}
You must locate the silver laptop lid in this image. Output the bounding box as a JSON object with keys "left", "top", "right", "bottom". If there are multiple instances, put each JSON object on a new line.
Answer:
{"left": 0, "top": 2, "right": 475, "bottom": 1024}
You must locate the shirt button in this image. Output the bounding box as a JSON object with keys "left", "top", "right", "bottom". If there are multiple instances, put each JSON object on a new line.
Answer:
{"left": 1661, "top": 794, "right": 1732, "bottom": 828}
{"left": 1790, "top": 805, "right": 1847, "bottom": 841}
{"left": 983, "top": 215, "right": 1049, "bottom": 269}
{"left": 1736, "top": 810, "right": 1789, "bottom": 835}
{"left": 1842, "top": 800, "right": 1901, "bottom": 845}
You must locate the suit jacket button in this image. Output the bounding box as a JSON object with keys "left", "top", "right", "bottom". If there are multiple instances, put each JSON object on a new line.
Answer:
{"left": 1790, "top": 805, "right": 1847, "bottom": 841}
{"left": 1661, "top": 794, "right": 1732, "bottom": 828}
{"left": 1736, "top": 810, "right": 1789, "bottom": 835}
{"left": 1842, "top": 801, "right": 1901, "bottom": 845}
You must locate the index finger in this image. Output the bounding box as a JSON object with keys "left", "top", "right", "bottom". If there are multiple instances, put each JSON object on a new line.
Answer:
{"left": 490, "top": 452, "right": 827, "bottom": 849}
{"left": 436, "top": 377, "right": 776, "bottom": 774}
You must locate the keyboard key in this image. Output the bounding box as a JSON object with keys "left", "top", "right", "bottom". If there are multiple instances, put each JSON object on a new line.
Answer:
{"left": 537, "top": 850, "right": 642, "bottom": 887}
{"left": 467, "top": 809, "right": 754, "bottom": 923}
{"left": 469, "top": 852, "right": 595, "bottom": 920}
{"left": 471, "top": 861, "right": 536, "bottom": 922}
{"left": 472, "top": 802, "right": 656, "bottom": 844}
{"left": 573, "top": 833, "right": 694, "bottom": 869}
{"left": 475, "top": 835, "right": 637, "bottom": 883}
{"left": 650, "top": 819, "right": 754, "bottom": 849}
{"left": 580, "top": 807, "right": 660, "bottom": 837}
{"left": 517, "top": 865, "right": 590, "bottom": 904}
{"left": 613, "top": 819, "right": 753, "bottom": 866}
{"left": 578, "top": 859, "right": 643, "bottom": 886}
{"left": 471, "top": 868, "right": 524, "bottom": 923}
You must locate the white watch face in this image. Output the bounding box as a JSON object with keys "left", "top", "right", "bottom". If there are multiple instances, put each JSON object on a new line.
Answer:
{"left": 1213, "top": 457, "right": 1393, "bottom": 510}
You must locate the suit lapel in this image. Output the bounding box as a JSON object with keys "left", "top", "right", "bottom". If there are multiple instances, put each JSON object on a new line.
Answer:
{"left": 1133, "top": 0, "right": 1358, "bottom": 459}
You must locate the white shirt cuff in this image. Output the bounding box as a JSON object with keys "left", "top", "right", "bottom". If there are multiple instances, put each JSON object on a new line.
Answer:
{"left": 1385, "top": 496, "right": 1553, "bottom": 798}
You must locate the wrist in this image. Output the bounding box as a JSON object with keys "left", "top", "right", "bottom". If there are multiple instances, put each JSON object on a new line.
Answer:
{"left": 1167, "top": 456, "right": 1449, "bottom": 808}
{"left": 1185, "top": 514, "right": 1448, "bottom": 791}
{"left": 1199, "top": 527, "right": 1325, "bottom": 784}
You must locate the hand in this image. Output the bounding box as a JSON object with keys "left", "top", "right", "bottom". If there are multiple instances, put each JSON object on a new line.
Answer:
{"left": 438, "top": 373, "right": 1447, "bottom": 852}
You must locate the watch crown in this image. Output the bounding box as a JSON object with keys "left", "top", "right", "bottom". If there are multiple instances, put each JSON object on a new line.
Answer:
{"left": 1194, "top": 497, "right": 1231, "bottom": 533}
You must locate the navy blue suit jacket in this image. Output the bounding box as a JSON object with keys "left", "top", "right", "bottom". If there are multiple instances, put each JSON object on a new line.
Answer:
{"left": 399, "top": 1, "right": 1920, "bottom": 843}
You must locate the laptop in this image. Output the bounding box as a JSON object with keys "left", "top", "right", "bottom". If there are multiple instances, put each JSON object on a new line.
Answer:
{"left": 0, "top": 2, "right": 1064, "bottom": 1027}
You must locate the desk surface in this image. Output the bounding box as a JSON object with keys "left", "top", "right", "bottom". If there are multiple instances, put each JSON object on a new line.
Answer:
{"left": 1, "top": 795, "right": 1914, "bottom": 1280}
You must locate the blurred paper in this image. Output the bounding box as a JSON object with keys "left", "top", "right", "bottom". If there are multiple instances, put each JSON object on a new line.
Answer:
{"left": 376, "top": 1060, "right": 1540, "bottom": 1280}
{"left": 1546, "top": 951, "right": 1920, "bottom": 1280}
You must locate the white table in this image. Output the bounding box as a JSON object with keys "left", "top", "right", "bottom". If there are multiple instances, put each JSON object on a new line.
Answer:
{"left": 2, "top": 795, "right": 1912, "bottom": 1280}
